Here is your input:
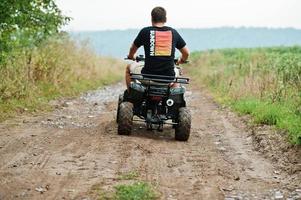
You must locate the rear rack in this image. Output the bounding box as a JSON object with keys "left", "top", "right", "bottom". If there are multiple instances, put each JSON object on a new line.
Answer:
{"left": 130, "top": 73, "right": 190, "bottom": 85}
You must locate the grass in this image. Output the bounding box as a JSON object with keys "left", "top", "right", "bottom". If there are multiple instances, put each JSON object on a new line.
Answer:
{"left": 0, "top": 35, "right": 124, "bottom": 121}
{"left": 113, "top": 182, "right": 157, "bottom": 200}
{"left": 96, "top": 181, "right": 157, "bottom": 200}
{"left": 188, "top": 46, "right": 301, "bottom": 145}
{"left": 96, "top": 171, "right": 157, "bottom": 200}
{"left": 232, "top": 99, "right": 301, "bottom": 144}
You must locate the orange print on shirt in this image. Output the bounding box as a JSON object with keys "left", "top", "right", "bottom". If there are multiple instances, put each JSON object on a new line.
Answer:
{"left": 155, "top": 31, "right": 172, "bottom": 56}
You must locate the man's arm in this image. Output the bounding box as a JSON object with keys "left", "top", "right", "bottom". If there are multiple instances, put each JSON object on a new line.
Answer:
{"left": 127, "top": 43, "right": 138, "bottom": 60}
{"left": 177, "top": 46, "right": 189, "bottom": 65}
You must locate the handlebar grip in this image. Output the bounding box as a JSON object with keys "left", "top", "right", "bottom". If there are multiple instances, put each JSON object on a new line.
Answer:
{"left": 124, "top": 56, "right": 145, "bottom": 62}
{"left": 174, "top": 59, "right": 189, "bottom": 64}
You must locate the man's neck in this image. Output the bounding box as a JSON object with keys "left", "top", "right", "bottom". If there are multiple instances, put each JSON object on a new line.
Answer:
{"left": 152, "top": 22, "right": 165, "bottom": 27}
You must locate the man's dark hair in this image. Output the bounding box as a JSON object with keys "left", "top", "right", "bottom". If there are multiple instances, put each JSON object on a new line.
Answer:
{"left": 151, "top": 7, "right": 167, "bottom": 23}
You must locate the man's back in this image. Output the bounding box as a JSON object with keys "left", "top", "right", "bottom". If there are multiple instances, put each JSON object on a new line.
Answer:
{"left": 125, "top": 6, "right": 189, "bottom": 88}
{"left": 133, "top": 26, "right": 186, "bottom": 76}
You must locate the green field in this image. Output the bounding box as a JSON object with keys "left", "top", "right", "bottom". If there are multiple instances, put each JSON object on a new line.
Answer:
{"left": 189, "top": 46, "right": 301, "bottom": 144}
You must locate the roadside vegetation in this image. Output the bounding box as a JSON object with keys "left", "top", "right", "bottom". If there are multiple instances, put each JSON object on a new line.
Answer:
{"left": 0, "top": 1, "right": 123, "bottom": 121}
{"left": 189, "top": 46, "right": 301, "bottom": 144}
{"left": 98, "top": 182, "right": 157, "bottom": 200}
{"left": 113, "top": 182, "right": 157, "bottom": 200}
{"left": 95, "top": 171, "right": 157, "bottom": 199}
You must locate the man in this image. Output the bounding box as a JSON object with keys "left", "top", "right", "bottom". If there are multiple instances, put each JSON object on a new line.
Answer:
{"left": 126, "top": 6, "right": 189, "bottom": 88}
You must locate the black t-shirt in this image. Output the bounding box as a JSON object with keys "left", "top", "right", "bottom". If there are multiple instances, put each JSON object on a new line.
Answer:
{"left": 133, "top": 26, "right": 186, "bottom": 76}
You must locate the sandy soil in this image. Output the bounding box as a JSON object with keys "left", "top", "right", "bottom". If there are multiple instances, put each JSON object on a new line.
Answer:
{"left": 0, "top": 82, "right": 300, "bottom": 200}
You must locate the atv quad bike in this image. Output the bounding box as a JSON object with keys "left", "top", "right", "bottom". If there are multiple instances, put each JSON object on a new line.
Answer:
{"left": 117, "top": 56, "right": 191, "bottom": 141}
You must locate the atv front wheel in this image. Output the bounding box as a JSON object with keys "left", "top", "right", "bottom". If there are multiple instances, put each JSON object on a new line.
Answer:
{"left": 175, "top": 107, "right": 191, "bottom": 141}
{"left": 118, "top": 102, "right": 133, "bottom": 135}
{"left": 116, "top": 94, "right": 123, "bottom": 123}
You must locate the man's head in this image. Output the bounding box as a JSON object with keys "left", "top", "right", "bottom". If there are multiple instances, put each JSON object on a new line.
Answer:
{"left": 151, "top": 7, "right": 167, "bottom": 24}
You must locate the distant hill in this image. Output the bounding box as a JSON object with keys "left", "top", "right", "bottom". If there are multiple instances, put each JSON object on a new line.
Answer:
{"left": 71, "top": 27, "right": 301, "bottom": 58}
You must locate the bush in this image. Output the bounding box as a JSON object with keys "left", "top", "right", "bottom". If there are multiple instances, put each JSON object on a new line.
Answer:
{"left": 0, "top": 35, "right": 124, "bottom": 121}
{"left": 190, "top": 46, "right": 301, "bottom": 144}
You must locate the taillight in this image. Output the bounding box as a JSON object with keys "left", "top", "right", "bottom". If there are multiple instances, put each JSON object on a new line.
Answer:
{"left": 150, "top": 96, "right": 163, "bottom": 101}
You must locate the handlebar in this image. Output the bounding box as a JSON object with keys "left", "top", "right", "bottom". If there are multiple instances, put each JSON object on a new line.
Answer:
{"left": 125, "top": 55, "right": 189, "bottom": 64}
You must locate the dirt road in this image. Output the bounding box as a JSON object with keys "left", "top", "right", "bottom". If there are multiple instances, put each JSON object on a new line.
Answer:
{"left": 0, "top": 83, "right": 300, "bottom": 200}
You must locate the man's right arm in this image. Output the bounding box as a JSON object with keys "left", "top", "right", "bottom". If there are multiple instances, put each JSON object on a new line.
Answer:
{"left": 174, "top": 29, "right": 189, "bottom": 64}
{"left": 177, "top": 46, "right": 189, "bottom": 65}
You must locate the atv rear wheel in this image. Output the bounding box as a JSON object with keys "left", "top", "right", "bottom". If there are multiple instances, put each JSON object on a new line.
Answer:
{"left": 118, "top": 102, "right": 133, "bottom": 135}
{"left": 175, "top": 107, "right": 191, "bottom": 141}
{"left": 116, "top": 94, "right": 123, "bottom": 123}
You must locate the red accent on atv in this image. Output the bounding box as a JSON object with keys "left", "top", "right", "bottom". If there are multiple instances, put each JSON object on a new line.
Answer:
{"left": 150, "top": 96, "right": 163, "bottom": 101}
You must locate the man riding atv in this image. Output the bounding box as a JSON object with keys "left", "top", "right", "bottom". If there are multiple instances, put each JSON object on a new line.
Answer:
{"left": 125, "top": 6, "right": 190, "bottom": 88}
{"left": 117, "top": 6, "right": 191, "bottom": 141}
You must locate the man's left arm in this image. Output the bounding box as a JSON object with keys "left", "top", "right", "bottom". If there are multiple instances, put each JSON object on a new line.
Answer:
{"left": 128, "top": 29, "right": 144, "bottom": 60}
{"left": 127, "top": 43, "right": 138, "bottom": 60}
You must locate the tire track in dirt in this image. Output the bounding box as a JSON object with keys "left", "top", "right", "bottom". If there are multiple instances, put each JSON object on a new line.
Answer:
{"left": 0, "top": 83, "right": 300, "bottom": 200}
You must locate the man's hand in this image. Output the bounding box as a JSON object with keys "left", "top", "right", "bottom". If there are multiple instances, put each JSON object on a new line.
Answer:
{"left": 127, "top": 55, "right": 135, "bottom": 61}
{"left": 176, "top": 46, "right": 189, "bottom": 65}
{"left": 176, "top": 57, "right": 186, "bottom": 65}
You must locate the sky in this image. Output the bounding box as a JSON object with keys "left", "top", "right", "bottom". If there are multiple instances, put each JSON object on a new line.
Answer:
{"left": 56, "top": 0, "right": 301, "bottom": 31}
